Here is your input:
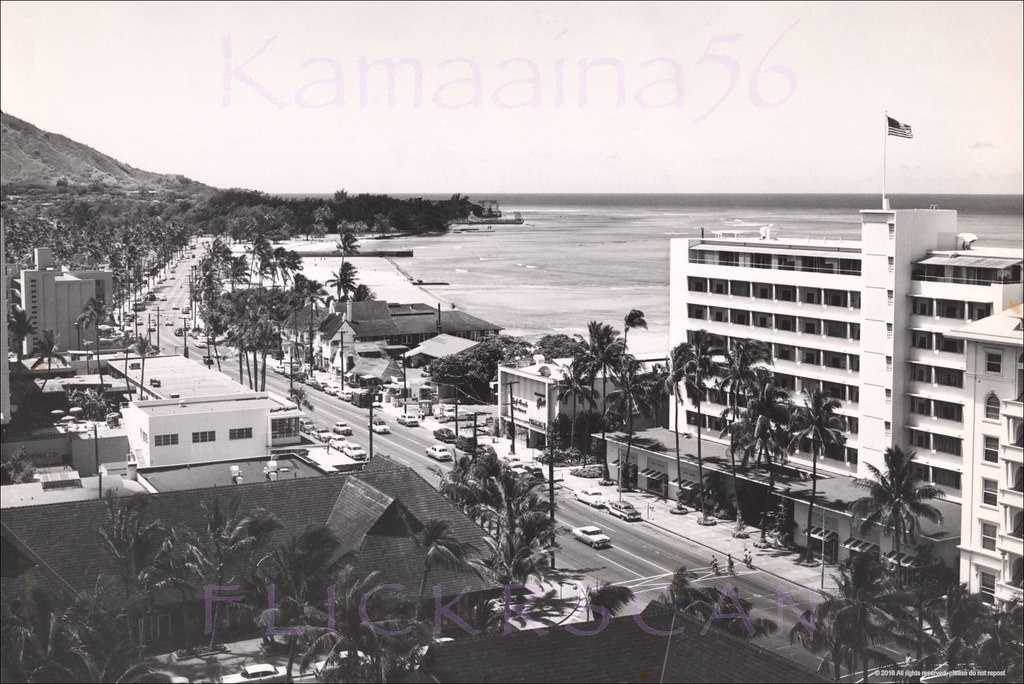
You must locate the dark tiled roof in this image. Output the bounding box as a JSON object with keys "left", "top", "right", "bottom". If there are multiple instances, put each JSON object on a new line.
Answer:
{"left": 1, "top": 463, "right": 493, "bottom": 604}
{"left": 424, "top": 602, "right": 825, "bottom": 684}
{"left": 326, "top": 478, "right": 395, "bottom": 554}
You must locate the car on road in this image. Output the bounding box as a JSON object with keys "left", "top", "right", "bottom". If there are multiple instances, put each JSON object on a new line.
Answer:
{"left": 299, "top": 418, "right": 315, "bottom": 434}
{"left": 371, "top": 419, "right": 390, "bottom": 434}
{"left": 607, "top": 500, "right": 643, "bottom": 522}
{"left": 164, "top": 320, "right": 173, "bottom": 326}
{"left": 322, "top": 384, "right": 338, "bottom": 396}
{"left": 341, "top": 443, "right": 367, "bottom": 460}
{"left": 425, "top": 445, "right": 453, "bottom": 461}
{"left": 338, "top": 389, "right": 353, "bottom": 401}
{"left": 433, "top": 428, "right": 456, "bottom": 443}
{"left": 220, "top": 663, "right": 284, "bottom": 683}
{"left": 396, "top": 414, "right": 420, "bottom": 427}
{"left": 314, "top": 428, "right": 332, "bottom": 443}
{"left": 195, "top": 340, "right": 208, "bottom": 349}
{"left": 173, "top": 328, "right": 184, "bottom": 337}
{"left": 306, "top": 379, "right": 324, "bottom": 391}
{"left": 571, "top": 525, "right": 612, "bottom": 549}
{"left": 475, "top": 444, "right": 498, "bottom": 460}
{"left": 328, "top": 437, "right": 349, "bottom": 451}
{"left": 331, "top": 421, "right": 353, "bottom": 436}
{"left": 171, "top": 305, "right": 179, "bottom": 310}
{"left": 575, "top": 488, "right": 608, "bottom": 508}
{"left": 147, "top": 326, "right": 156, "bottom": 332}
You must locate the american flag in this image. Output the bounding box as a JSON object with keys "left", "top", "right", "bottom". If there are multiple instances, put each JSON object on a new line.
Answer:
{"left": 887, "top": 116, "right": 913, "bottom": 138}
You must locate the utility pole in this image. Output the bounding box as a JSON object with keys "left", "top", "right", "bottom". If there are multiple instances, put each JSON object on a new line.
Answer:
{"left": 181, "top": 317, "right": 189, "bottom": 358}
{"left": 155, "top": 306, "right": 161, "bottom": 350}
{"left": 402, "top": 352, "right": 409, "bottom": 416}
{"left": 502, "top": 380, "right": 520, "bottom": 455}
{"left": 94, "top": 423, "right": 101, "bottom": 500}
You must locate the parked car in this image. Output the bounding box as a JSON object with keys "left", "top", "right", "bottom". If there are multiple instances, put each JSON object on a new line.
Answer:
{"left": 575, "top": 488, "right": 608, "bottom": 508}
{"left": 341, "top": 443, "right": 367, "bottom": 460}
{"left": 331, "top": 421, "right": 353, "bottom": 436}
{"left": 299, "top": 418, "right": 315, "bottom": 434}
{"left": 314, "top": 428, "right": 332, "bottom": 442}
{"left": 173, "top": 328, "right": 184, "bottom": 337}
{"left": 338, "top": 389, "right": 353, "bottom": 401}
{"left": 396, "top": 413, "right": 420, "bottom": 427}
{"left": 322, "top": 384, "right": 338, "bottom": 396}
{"left": 433, "top": 428, "right": 456, "bottom": 443}
{"left": 571, "top": 525, "right": 612, "bottom": 549}
{"left": 425, "top": 445, "right": 453, "bottom": 461}
{"left": 164, "top": 320, "right": 173, "bottom": 326}
{"left": 195, "top": 340, "right": 208, "bottom": 349}
{"left": 607, "top": 500, "right": 643, "bottom": 522}
{"left": 475, "top": 444, "right": 498, "bottom": 460}
{"left": 306, "top": 379, "right": 324, "bottom": 391}
{"left": 371, "top": 419, "right": 390, "bottom": 434}
{"left": 328, "top": 437, "right": 349, "bottom": 451}
{"left": 454, "top": 435, "right": 477, "bottom": 452}
{"left": 220, "top": 663, "right": 284, "bottom": 683}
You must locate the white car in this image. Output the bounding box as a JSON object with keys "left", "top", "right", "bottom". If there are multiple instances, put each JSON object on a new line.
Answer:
{"left": 342, "top": 443, "right": 367, "bottom": 460}
{"left": 338, "top": 389, "right": 353, "bottom": 401}
{"left": 331, "top": 421, "right": 353, "bottom": 436}
{"left": 425, "top": 445, "right": 453, "bottom": 461}
{"left": 328, "top": 437, "right": 349, "bottom": 451}
{"left": 220, "top": 663, "right": 284, "bottom": 683}
{"left": 575, "top": 487, "right": 608, "bottom": 508}
{"left": 314, "top": 428, "right": 332, "bottom": 443}
{"left": 371, "top": 419, "right": 390, "bottom": 434}
{"left": 396, "top": 414, "right": 420, "bottom": 427}
{"left": 571, "top": 525, "right": 612, "bottom": 549}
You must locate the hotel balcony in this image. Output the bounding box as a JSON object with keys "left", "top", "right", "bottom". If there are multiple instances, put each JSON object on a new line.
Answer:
{"left": 1003, "top": 397, "right": 1024, "bottom": 421}
{"left": 999, "top": 532, "right": 1023, "bottom": 558}
{"left": 1001, "top": 486, "right": 1024, "bottom": 510}
{"left": 1003, "top": 443, "right": 1023, "bottom": 465}
{"left": 995, "top": 579, "right": 1023, "bottom": 605}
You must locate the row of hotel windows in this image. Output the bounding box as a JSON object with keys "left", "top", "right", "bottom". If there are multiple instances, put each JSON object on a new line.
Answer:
{"left": 152, "top": 428, "right": 254, "bottom": 447}
{"left": 689, "top": 250, "right": 862, "bottom": 276}
{"left": 908, "top": 363, "right": 964, "bottom": 389}
{"left": 911, "top": 297, "right": 993, "bottom": 322}
{"left": 910, "top": 331, "right": 966, "bottom": 355}
{"left": 687, "top": 279, "right": 862, "bottom": 308}
{"left": 688, "top": 305, "right": 861, "bottom": 340}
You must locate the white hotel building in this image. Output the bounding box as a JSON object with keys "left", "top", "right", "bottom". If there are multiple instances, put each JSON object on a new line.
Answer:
{"left": 668, "top": 206, "right": 1022, "bottom": 576}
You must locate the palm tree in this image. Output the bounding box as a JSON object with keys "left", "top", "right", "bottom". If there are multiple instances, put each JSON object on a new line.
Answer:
{"left": 295, "top": 278, "right": 329, "bottom": 373}
{"left": 622, "top": 308, "right": 647, "bottom": 351}
{"left": 576, "top": 321, "right": 624, "bottom": 480}
{"left": 717, "top": 338, "right": 772, "bottom": 522}
{"left": 790, "top": 553, "right": 915, "bottom": 682}
{"left": 585, "top": 583, "right": 635, "bottom": 621}
{"left": 336, "top": 231, "right": 361, "bottom": 267}
{"left": 663, "top": 566, "right": 775, "bottom": 639}
{"left": 663, "top": 343, "right": 688, "bottom": 508}
{"left": 790, "top": 389, "right": 847, "bottom": 563}
{"left": 352, "top": 284, "right": 376, "bottom": 302}
{"left": 607, "top": 355, "right": 655, "bottom": 494}
{"left": 326, "top": 261, "right": 359, "bottom": 303}
{"left": 414, "top": 519, "right": 477, "bottom": 620}
{"left": 249, "top": 525, "right": 345, "bottom": 683}
{"left": 7, "top": 306, "right": 37, "bottom": 368}
{"left": 742, "top": 368, "right": 792, "bottom": 542}
{"left": 131, "top": 336, "right": 155, "bottom": 398}
{"left": 556, "top": 359, "right": 597, "bottom": 455}
{"left": 678, "top": 331, "right": 722, "bottom": 521}
{"left": 851, "top": 446, "right": 944, "bottom": 567}
{"left": 31, "top": 329, "right": 68, "bottom": 392}
{"left": 76, "top": 298, "right": 108, "bottom": 389}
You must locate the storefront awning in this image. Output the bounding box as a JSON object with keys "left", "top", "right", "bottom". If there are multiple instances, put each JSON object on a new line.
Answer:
{"left": 640, "top": 468, "right": 667, "bottom": 481}
{"left": 608, "top": 459, "right": 620, "bottom": 466}
{"left": 882, "top": 551, "right": 934, "bottom": 569}
{"left": 673, "top": 478, "right": 699, "bottom": 490}
{"left": 841, "top": 537, "right": 880, "bottom": 555}
{"left": 808, "top": 526, "right": 838, "bottom": 542}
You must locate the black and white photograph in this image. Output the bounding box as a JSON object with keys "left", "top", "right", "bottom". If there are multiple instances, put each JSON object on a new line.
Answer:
{"left": 1, "top": 2, "right": 1021, "bottom": 683}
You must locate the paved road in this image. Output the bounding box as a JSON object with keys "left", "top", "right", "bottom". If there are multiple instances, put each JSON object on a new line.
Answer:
{"left": 145, "top": 241, "right": 834, "bottom": 675}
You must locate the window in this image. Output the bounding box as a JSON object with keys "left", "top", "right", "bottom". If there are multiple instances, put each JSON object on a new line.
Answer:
{"left": 850, "top": 292, "right": 861, "bottom": 309}
{"left": 886, "top": 356, "right": 893, "bottom": 372}
{"left": 887, "top": 256, "right": 895, "bottom": 272}
{"left": 937, "top": 299, "right": 964, "bottom": 319}
{"left": 140, "top": 428, "right": 148, "bottom": 443}
{"left": 154, "top": 434, "right": 178, "bottom": 447}
{"left": 983, "top": 436, "right": 999, "bottom": 463}
{"left": 887, "top": 290, "right": 894, "bottom": 306}
{"left": 777, "top": 285, "right": 795, "bottom": 301}
{"left": 825, "top": 290, "right": 847, "bottom": 307}
{"left": 910, "top": 429, "right": 931, "bottom": 449}
{"left": 802, "top": 349, "right": 820, "bottom": 365}
{"left": 688, "top": 304, "right": 706, "bottom": 320}
{"left": 982, "top": 479, "right": 998, "bottom": 507}
{"left": 847, "top": 416, "right": 859, "bottom": 434}
{"left": 802, "top": 288, "right": 821, "bottom": 305}
{"left": 775, "top": 344, "right": 795, "bottom": 361}
{"left": 229, "top": 427, "right": 253, "bottom": 440}
{"left": 912, "top": 331, "right": 932, "bottom": 350}
{"left": 969, "top": 303, "right": 992, "bottom": 321}
{"left": 886, "top": 323, "right": 893, "bottom": 339}
{"left": 912, "top": 298, "right": 934, "bottom": 316}
{"left": 730, "top": 281, "right": 750, "bottom": 297}
{"left": 846, "top": 447, "right": 859, "bottom": 464}
{"left": 826, "top": 321, "right": 847, "bottom": 338}
{"left": 935, "top": 367, "right": 963, "bottom": 388}
{"left": 730, "top": 310, "right": 749, "bottom": 326}
{"left": 718, "top": 252, "right": 738, "bottom": 267}
{"left": 754, "top": 283, "right": 772, "bottom": 299}
{"left": 778, "top": 256, "right": 796, "bottom": 271}
{"left": 932, "top": 467, "right": 961, "bottom": 489}
{"left": 884, "top": 421, "right": 891, "bottom": 437}
{"left": 981, "top": 522, "right": 997, "bottom": 551}
{"left": 933, "top": 434, "right": 962, "bottom": 456}
{"left": 986, "top": 351, "right": 1002, "bottom": 374}
{"left": 192, "top": 430, "right": 216, "bottom": 443}
{"left": 885, "top": 389, "right": 892, "bottom": 405}
{"left": 985, "top": 394, "right": 1001, "bottom": 420}
{"left": 933, "top": 401, "right": 963, "bottom": 422}
{"left": 888, "top": 223, "right": 895, "bottom": 239}
{"left": 803, "top": 319, "right": 820, "bottom": 335}
{"left": 979, "top": 572, "right": 995, "bottom": 603}
{"left": 751, "top": 253, "right": 772, "bottom": 269}
{"left": 937, "top": 335, "right": 964, "bottom": 354}
{"left": 271, "top": 417, "right": 300, "bottom": 439}
{"left": 776, "top": 315, "right": 795, "bottom": 332}
{"left": 688, "top": 277, "right": 708, "bottom": 293}
{"left": 847, "top": 386, "right": 859, "bottom": 403}
{"left": 711, "top": 279, "right": 728, "bottom": 295}
{"left": 849, "top": 323, "right": 861, "bottom": 340}
{"left": 754, "top": 313, "right": 772, "bottom": 328}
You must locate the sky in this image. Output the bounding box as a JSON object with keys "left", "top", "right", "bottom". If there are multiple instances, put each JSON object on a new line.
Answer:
{"left": 1, "top": 1, "right": 1022, "bottom": 195}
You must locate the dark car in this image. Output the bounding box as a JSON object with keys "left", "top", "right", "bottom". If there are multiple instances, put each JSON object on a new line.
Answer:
{"left": 454, "top": 435, "right": 477, "bottom": 452}
{"left": 474, "top": 444, "right": 498, "bottom": 460}
{"left": 433, "top": 428, "right": 456, "bottom": 443}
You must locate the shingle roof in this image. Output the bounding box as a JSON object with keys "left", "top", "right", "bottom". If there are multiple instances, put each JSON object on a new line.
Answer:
{"left": 407, "top": 334, "right": 479, "bottom": 360}
{"left": 423, "top": 601, "right": 826, "bottom": 683}
{"left": 1, "top": 462, "right": 494, "bottom": 605}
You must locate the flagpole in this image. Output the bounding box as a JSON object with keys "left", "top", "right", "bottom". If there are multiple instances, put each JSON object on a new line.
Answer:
{"left": 883, "top": 111, "right": 888, "bottom": 210}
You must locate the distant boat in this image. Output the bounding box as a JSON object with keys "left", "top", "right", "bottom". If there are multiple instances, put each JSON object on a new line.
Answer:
{"left": 449, "top": 199, "right": 524, "bottom": 225}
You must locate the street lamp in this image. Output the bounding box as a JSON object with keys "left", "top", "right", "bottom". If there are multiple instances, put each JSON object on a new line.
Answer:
{"left": 402, "top": 351, "right": 409, "bottom": 417}
{"left": 181, "top": 317, "right": 189, "bottom": 358}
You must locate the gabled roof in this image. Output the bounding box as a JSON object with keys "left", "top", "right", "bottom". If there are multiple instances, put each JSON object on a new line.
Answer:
{"left": 407, "top": 333, "right": 479, "bottom": 360}
{"left": 348, "top": 357, "right": 402, "bottom": 381}
{"left": 423, "top": 601, "right": 825, "bottom": 683}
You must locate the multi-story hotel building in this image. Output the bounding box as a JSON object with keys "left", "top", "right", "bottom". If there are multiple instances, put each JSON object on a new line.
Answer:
{"left": 669, "top": 208, "right": 1023, "bottom": 499}
{"left": 1, "top": 222, "right": 11, "bottom": 425}
{"left": 15, "top": 247, "right": 113, "bottom": 356}
{"left": 949, "top": 307, "right": 1023, "bottom": 605}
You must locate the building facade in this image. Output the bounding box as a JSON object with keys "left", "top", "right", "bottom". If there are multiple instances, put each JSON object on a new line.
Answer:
{"left": 1, "top": 221, "right": 10, "bottom": 425}
{"left": 950, "top": 308, "right": 1024, "bottom": 605}
{"left": 16, "top": 247, "right": 114, "bottom": 356}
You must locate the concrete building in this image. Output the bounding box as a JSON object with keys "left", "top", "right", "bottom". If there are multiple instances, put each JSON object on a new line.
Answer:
{"left": 949, "top": 307, "right": 1024, "bottom": 605}
{"left": 668, "top": 205, "right": 1022, "bottom": 570}
{"left": 119, "top": 356, "right": 302, "bottom": 468}
{"left": 15, "top": 247, "right": 114, "bottom": 356}
{"left": 669, "top": 209, "right": 1022, "bottom": 491}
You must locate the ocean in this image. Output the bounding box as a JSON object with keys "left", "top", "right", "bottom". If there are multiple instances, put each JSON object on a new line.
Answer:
{"left": 338, "top": 194, "right": 1024, "bottom": 355}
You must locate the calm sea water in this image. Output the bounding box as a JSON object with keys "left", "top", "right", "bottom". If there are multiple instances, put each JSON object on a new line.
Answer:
{"left": 346, "top": 194, "right": 1024, "bottom": 355}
